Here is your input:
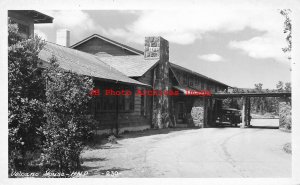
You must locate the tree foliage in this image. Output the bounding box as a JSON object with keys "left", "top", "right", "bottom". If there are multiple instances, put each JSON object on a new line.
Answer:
{"left": 41, "top": 57, "right": 95, "bottom": 173}
{"left": 8, "top": 21, "right": 96, "bottom": 175}
{"left": 8, "top": 21, "right": 46, "bottom": 170}
{"left": 280, "top": 9, "right": 292, "bottom": 56}
{"left": 224, "top": 82, "right": 291, "bottom": 116}
{"left": 250, "top": 82, "right": 291, "bottom": 115}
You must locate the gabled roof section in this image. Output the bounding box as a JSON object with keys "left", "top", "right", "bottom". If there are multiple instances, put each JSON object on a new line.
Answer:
{"left": 96, "top": 55, "right": 159, "bottom": 77}
{"left": 38, "top": 42, "right": 149, "bottom": 87}
{"left": 70, "top": 34, "right": 144, "bottom": 55}
{"left": 170, "top": 62, "right": 230, "bottom": 87}
{"left": 8, "top": 10, "right": 53, "bottom": 23}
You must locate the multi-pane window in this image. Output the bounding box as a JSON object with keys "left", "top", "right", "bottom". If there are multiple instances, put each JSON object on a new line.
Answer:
{"left": 94, "top": 86, "right": 135, "bottom": 112}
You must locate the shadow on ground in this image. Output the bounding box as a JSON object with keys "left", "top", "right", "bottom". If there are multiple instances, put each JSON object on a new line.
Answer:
{"left": 213, "top": 125, "right": 279, "bottom": 129}
{"left": 83, "top": 157, "right": 107, "bottom": 162}
{"left": 247, "top": 125, "right": 279, "bottom": 129}
{"left": 119, "top": 127, "right": 200, "bottom": 140}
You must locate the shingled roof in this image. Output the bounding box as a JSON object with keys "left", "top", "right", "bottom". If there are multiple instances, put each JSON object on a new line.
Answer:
{"left": 38, "top": 42, "right": 149, "bottom": 86}
{"left": 96, "top": 55, "right": 159, "bottom": 77}
{"left": 95, "top": 55, "right": 229, "bottom": 87}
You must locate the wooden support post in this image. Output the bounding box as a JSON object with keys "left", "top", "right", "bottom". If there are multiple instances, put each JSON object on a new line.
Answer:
{"left": 209, "top": 98, "right": 213, "bottom": 126}
{"left": 240, "top": 97, "right": 246, "bottom": 128}
{"left": 246, "top": 97, "right": 251, "bottom": 126}
{"left": 204, "top": 97, "right": 208, "bottom": 127}
{"left": 115, "top": 85, "right": 119, "bottom": 135}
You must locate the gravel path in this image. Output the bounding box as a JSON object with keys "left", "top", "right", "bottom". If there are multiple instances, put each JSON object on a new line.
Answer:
{"left": 81, "top": 119, "right": 291, "bottom": 177}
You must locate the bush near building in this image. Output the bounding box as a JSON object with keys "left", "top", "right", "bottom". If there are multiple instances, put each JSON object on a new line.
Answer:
{"left": 8, "top": 22, "right": 46, "bottom": 171}
{"left": 279, "top": 102, "right": 292, "bottom": 131}
{"left": 8, "top": 22, "right": 96, "bottom": 175}
{"left": 41, "top": 57, "right": 95, "bottom": 173}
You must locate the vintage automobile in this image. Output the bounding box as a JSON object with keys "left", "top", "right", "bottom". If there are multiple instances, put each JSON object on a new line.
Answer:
{"left": 215, "top": 108, "right": 242, "bottom": 127}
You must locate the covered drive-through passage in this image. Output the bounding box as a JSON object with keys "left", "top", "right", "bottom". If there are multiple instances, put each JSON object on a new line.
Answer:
{"left": 204, "top": 92, "right": 291, "bottom": 128}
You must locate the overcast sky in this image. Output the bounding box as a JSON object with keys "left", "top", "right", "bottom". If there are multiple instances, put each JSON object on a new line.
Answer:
{"left": 35, "top": 1, "right": 296, "bottom": 89}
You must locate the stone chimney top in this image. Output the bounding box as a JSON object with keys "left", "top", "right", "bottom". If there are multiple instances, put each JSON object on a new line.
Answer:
{"left": 144, "top": 36, "right": 169, "bottom": 61}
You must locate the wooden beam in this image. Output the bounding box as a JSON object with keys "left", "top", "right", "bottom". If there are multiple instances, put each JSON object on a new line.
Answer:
{"left": 212, "top": 92, "right": 291, "bottom": 98}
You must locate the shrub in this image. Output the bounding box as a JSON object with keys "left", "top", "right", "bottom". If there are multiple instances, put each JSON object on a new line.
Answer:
{"left": 41, "top": 56, "right": 95, "bottom": 173}
{"left": 107, "top": 135, "right": 118, "bottom": 144}
{"left": 8, "top": 21, "right": 97, "bottom": 175}
{"left": 8, "top": 21, "right": 46, "bottom": 171}
{"left": 279, "top": 102, "right": 292, "bottom": 131}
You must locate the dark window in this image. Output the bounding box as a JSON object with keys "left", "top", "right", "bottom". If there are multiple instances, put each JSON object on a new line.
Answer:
{"left": 96, "top": 86, "right": 135, "bottom": 112}
{"left": 18, "top": 23, "right": 29, "bottom": 37}
{"left": 195, "top": 78, "right": 199, "bottom": 86}
{"left": 119, "top": 94, "right": 134, "bottom": 111}
{"left": 10, "top": 20, "right": 30, "bottom": 39}
{"left": 102, "top": 95, "right": 115, "bottom": 111}
{"left": 189, "top": 77, "right": 194, "bottom": 87}
{"left": 141, "top": 95, "right": 147, "bottom": 116}
{"left": 177, "top": 102, "right": 185, "bottom": 120}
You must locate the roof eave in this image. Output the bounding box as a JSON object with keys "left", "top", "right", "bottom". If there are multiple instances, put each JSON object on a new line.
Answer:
{"left": 170, "top": 62, "right": 230, "bottom": 87}
{"left": 70, "top": 34, "right": 143, "bottom": 55}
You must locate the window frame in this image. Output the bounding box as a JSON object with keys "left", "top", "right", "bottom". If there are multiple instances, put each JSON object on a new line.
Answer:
{"left": 94, "top": 86, "right": 135, "bottom": 113}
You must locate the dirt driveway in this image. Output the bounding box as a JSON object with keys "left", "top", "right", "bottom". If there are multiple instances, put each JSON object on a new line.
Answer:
{"left": 81, "top": 119, "right": 291, "bottom": 178}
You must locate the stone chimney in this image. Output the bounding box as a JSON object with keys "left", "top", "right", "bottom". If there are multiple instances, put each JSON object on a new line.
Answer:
{"left": 56, "top": 29, "right": 70, "bottom": 47}
{"left": 145, "top": 36, "right": 171, "bottom": 129}
{"left": 144, "top": 36, "right": 169, "bottom": 61}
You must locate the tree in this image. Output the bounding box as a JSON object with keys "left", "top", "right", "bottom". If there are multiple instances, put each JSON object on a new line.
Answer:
{"left": 8, "top": 21, "right": 46, "bottom": 171}
{"left": 280, "top": 9, "right": 292, "bottom": 58}
{"left": 41, "top": 56, "right": 95, "bottom": 173}
{"left": 254, "top": 83, "right": 263, "bottom": 92}
{"left": 284, "top": 82, "right": 291, "bottom": 92}
{"left": 8, "top": 21, "right": 97, "bottom": 174}
{"left": 276, "top": 81, "right": 284, "bottom": 92}
{"left": 251, "top": 83, "right": 264, "bottom": 114}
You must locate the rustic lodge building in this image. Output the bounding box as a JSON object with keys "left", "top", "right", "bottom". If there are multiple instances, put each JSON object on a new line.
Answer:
{"left": 8, "top": 10, "right": 230, "bottom": 135}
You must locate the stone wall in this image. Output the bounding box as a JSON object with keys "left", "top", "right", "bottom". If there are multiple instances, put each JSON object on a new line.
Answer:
{"left": 190, "top": 98, "right": 205, "bottom": 127}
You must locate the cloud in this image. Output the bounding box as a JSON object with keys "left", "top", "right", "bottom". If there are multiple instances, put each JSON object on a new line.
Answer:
{"left": 38, "top": 1, "right": 298, "bottom": 62}
{"left": 54, "top": 10, "right": 96, "bottom": 30}
{"left": 229, "top": 35, "right": 289, "bottom": 62}
{"left": 34, "top": 29, "right": 48, "bottom": 40}
{"left": 198, "top": 54, "right": 225, "bottom": 62}
{"left": 105, "top": 0, "right": 298, "bottom": 62}
{"left": 36, "top": 10, "right": 107, "bottom": 42}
